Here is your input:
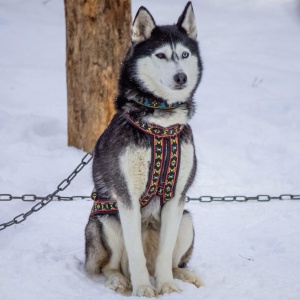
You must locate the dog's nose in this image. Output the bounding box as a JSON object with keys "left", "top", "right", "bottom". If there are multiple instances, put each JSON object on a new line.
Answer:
{"left": 174, "top": 73, "right": 187, "bottom": 85}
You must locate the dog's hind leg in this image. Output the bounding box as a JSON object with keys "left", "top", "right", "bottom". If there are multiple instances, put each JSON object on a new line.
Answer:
{"left": 85, "top": 217, "right": 109, "bottom": 275}
{"left": 85, "top": 216, "right": 131, "bottom": 293}
{"left": 172, "top": 211, "right": 202, "bottom": 288}
{"left": 101, "top": 216, "right": 132, "bottom": 293}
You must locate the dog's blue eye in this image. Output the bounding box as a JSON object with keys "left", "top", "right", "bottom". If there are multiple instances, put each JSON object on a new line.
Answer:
{"left": 156, "top": 53, "right": 166, "bottom": 59}
{"left": 182, "top": 52, "right": 189, "bottom": 58}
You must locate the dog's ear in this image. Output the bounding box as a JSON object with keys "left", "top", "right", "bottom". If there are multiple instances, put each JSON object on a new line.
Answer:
{"left": 132, "top": 6, "right": 156, "bottom": 44}
{"left": 176, "top": 2, "right": 197, "bottom": 40}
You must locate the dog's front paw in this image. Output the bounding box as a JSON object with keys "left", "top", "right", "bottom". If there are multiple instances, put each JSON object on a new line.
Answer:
{"left": 133, "top": 285, "right": 158, "bottom": 298}
{"left": 105, "top": 273, "right": 132, "bottom": 293}
{"left": 157, "top": 281, "right": 181, "bottom": 295}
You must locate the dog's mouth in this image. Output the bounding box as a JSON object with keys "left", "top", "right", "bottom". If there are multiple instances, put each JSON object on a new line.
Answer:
{"left": 159, "top": 79, "right": 187, "bottom": 91}
{"left": 173, "top": 84, "right": 187, "bottom": 90}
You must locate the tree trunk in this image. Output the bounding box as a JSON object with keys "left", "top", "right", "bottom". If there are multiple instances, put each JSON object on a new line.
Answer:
{"left": 65, "top": 0, "right": 131, "bottom": 152}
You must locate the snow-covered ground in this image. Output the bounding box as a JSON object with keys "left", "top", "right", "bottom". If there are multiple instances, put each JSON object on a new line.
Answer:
{"left": 1, "top": 0, "right": 300, "bottom": 299}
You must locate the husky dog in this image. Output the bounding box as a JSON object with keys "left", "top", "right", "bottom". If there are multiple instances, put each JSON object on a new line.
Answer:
{"left": 85, "top": 2, "right": 203, "bottom": 297}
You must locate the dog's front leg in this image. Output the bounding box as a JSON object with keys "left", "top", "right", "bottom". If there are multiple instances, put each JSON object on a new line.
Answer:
{"left": 118, "top": 202, "right": 157, "bottom": 297}
{"left": 155, "top": 197, "right": 184, "bottom": 294}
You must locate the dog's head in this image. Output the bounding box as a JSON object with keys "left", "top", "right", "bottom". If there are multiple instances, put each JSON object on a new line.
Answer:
{"left": 118, "top": 2, "right": 202, "bottom": 106}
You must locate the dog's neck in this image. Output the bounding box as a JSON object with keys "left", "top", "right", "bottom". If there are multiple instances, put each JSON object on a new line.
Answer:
{"left": 116, "top": 90, "right": 195, "bottom": 127}
{"left": 142, "top": 106, "right": 189, "bottom": 127}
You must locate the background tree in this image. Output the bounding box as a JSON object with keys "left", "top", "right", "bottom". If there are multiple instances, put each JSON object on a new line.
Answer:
{"left": 65, "top": 0, "right": 131, "bottom": 152}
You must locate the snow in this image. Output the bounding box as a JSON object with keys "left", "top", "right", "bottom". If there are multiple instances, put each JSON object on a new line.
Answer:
{"left": 0, "top": 0, "right": 300, "bottom": 299}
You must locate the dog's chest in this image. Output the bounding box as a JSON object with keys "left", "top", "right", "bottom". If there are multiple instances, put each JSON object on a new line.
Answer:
{"left": 120, "top": 146, "right": 152, "bottom": 201}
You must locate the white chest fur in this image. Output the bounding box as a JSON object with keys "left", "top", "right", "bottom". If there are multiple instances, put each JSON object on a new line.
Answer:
{"left": 119, "top": 145, "right": 151, "bottom": 205}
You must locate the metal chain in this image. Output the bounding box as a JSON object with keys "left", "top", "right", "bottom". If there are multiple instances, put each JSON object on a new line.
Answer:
{"left": 0, "top": 152, "right": 93, "bottom": 231}
{"left": 187, "top": 194, "right": 300, "bottom": 202}
{"left": 2, "top": 194, "right": 299, "bottom": 203}
{"left": 0, "top": 195, "right": 91, "bottom": 201}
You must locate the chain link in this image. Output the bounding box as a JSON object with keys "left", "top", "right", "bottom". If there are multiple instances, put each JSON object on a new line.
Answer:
{"left": 0, "top": 152, "right": 93, "bottom": 231}
{"left": 1, "top": 151, "right": 300, "bottom": 231}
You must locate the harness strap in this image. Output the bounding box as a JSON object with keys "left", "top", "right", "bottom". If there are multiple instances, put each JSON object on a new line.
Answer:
{"left": 124, "top": 113, "right": 184, "bottom": 137}
{"left": 139, "top": 134, "right": 180, "bottom": 207}
{"left": 90, "top": 197, "right": 118, "bottom": 215}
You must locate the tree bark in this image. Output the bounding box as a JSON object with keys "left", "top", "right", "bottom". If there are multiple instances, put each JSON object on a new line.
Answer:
{"left": 65, "top": 0, "right": 131, "bottom": 152}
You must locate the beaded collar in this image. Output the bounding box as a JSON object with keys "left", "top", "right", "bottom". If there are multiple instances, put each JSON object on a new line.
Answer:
{"left": 132, "top": 98, "right": 181, "bottom": 110}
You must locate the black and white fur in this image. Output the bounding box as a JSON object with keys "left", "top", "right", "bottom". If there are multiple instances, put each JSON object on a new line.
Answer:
{"left": 85, "top": 2, "right": 203, "bottom": 297}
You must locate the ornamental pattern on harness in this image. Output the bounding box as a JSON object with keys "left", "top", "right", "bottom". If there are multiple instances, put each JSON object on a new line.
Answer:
{"left": 159, "top": 135, "right": 180, "bottom": 205}
{"left": 140, "top": 134, "right": 180, "bottom": 207}
{"left": 90, "top": 113, "right": 184, "bottom": 216}
{"left": 90, "top": 194, "right": 118, "bottom": 215}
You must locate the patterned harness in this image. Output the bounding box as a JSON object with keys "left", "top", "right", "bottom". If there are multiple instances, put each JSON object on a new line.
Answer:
{"left": 90, "top": 104, "right": 185, "bottom": 216}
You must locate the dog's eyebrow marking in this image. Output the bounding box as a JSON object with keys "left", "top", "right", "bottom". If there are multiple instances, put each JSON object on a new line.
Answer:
{"left": 169, "top": 33, "right": 179, "bottom": 62}
{"left": 169, "top": 33, "right": 175, "bottom": 50}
